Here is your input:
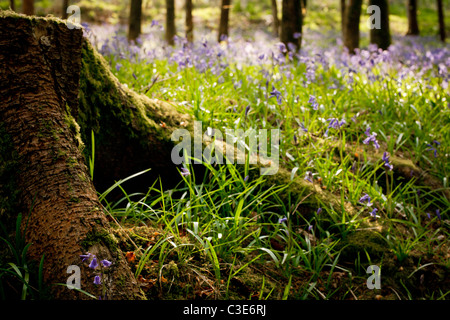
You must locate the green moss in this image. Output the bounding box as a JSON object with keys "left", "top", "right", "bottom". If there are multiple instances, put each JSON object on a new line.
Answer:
{"left": 338, "top": 229, "right": 388, "bottom": 263}
{"left": 81, "top": 229, "right": 119, "bottom": 255}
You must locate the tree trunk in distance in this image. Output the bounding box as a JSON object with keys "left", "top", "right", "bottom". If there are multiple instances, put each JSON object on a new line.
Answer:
{"left": 9, "top": 0, "right": 15, "bottom": 11}
{"left": 186, "top": 0, "right": 193, "bottom": 42}
{"left": 341, "top": 0, "right": 346, "bottom": 35}
{"left": 280, "top": 0, "right": 303, "bottom": 52}
{"left": 437, "top": 0, "right": 446, "bottom": 42}
{"left": 406, "top": 0, "right": 420, "bottom": 35}
{"left": 369, "top": 0, "right": 391, "bottom": 50}
{"left": 343, "top": 0, "right": 362, "bottom": 53}
{"left": 271, "top": 0, "right": 279, "bottom": 37}
{"left": 62, "top": 0, "right": 69, "bottom": 19}
{"left": 0, "top": 11, "right": 145, "bottom": 300}
{"left": 22, "top": 0, "right": 33, "bottom": 15}
{"left": 166, "top": 0, "right": 176, "bottom": 45}
{"left": 128, "top": 0, "right": 142, "bottom": 42}
{"left": 218, "top": 0, "right": 231, "bottom": 42}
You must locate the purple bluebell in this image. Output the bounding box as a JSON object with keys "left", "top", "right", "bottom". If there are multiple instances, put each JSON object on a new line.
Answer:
{"left": 304, "top": 171, "right": 313, "bottom": 183}
{"left": 181, "top": 167, "right": 190, "bottom": 177}
{"left": 436, "top": 209, "right": 441, "bottom": 220}
{"left": 101, "top": 260, "right": 112, "bottom": 268}
{"left": 269, "top": 86, "right": 282, "bottom": 105}
{"left": 370, "top": 208, "right": 378, "bottom": 219}
{"left": 359, "top": 193, "right": 372, "bottom": 206}
{"left": 308, "top": 95, "right": 319, "bottom": 110}
{"left": 94, "top": 275, "right": 101, "bottom": 285}
{"left": 307, "top": 225, "right": 313, "bottom": 232}
{"left": 89, "top": 257, "right": 98, "bottom": 269}
{"left": 278, "top": 217, "right": 288, "bottom": 224}
{"left": 316, "top": 207, "right": 322, "bottom": 215}
{"left": 363, "top": 127, "right": 380, "bottom": 149}
{"left": 382, "top": 152, "right": 393, "bottom": 171}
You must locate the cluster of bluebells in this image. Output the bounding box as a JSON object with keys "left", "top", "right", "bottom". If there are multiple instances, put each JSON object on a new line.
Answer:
{"left": 80, "top": 252, "right": 112, "bottom": 286}
{"left": 363, "top": 126, "right": 380, "bottom": 149}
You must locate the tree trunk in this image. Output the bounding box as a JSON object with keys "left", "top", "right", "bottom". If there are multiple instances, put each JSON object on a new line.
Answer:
{"left": 280, "top": 0, "right": 303, "bottom": 52}
{"left": 218, "top": 0, "right": 231, "bottom": 42}
{"left": 22, "top": 0, "right": 33, "bottom": 15}
{"left": 437, "top": 0, "right": 446, "bottom": 42}
{"left": 9, "top": 0, "right": 15, "bottom": 11}
{"left": 341, "top": 0, "right": 346, "bottom": 38}
{"left": 271, "top": 0, "right": 279, "bottom": 37}
{"left": 185, "top": 0, "right": 193, "bottom": 42}
{"left": 62, "top": 0, "right": 69, "bottom": 19}
{"left": 166, "top": 0, "right": 176, "bottom": 45}
{"left": 369, "top": 0, "right": 391, "bottom": 50}
{"left": 343, "top": 0, "right": 362, "bottom": 54}
{"left": 406, "top": 0, "right": 420, "bottom": 35}
{"left": 0, "top": 12, "right": 145, "bottom": 299}
{"left": 128, "top": 0, "right": 142, "bottom": 42}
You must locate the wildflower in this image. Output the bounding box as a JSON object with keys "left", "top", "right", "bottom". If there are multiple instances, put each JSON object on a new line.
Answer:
{"left": 245, "top": 105, "right": 251, "bottom": 117}
{"left": 327, "top": 118, "right": 346, "bottom": 130}
{"left": 436, "top": 209, "right": 441, "bottom": 220}
{"left": 304, "top": 171, "right": 313, "bottom": 183}
{"left": 293, "top": 32, "right": 302, "bottom": 39}
{"left": 359, "top": 193, "right": 373, "bottom": 206}
{"left": 426, "top": 140, "right": 440, "bottom": 158}
{"left": 370, "top": 208, "right": 378, "bottom": 219}
{"left": 80, "top": 253, "right": 93, "bottom": 262}
{"left": 89, "top": 257, "right": 98, "bottom": 269}
{"left": 316, "top": 207, "right": 322, "bottom": 215}
{"left": 269, "top": 86, "right": 282, "bottom": 105}
{"left": 278, "top": 217, "right": 288, "bottom": 224}
{"left": 307, "top": 225, "right": 313, "bottom": 232}
{"left": 382, "top": 152, "right": 393, "bottom": 171}
{"left": 308, "top": 95, "right": 319, "bottom": 110}
{"left": 101, "top": 260, "right": 112, "bottom": 268}
{"left": 363, "top": 126, "right": 380, "bottom": 149}
{"left": 427, "top": 212, "right": 431, "bottom": 219}
{"left": 115, "top": 63, "right": 122, "bottom": 72}
{"left": 181, "top": 167, "right": 190, "bottom": 177}
{"left": 243, "top": 175, "right": 249, "bottom": 182}
{"left": 93, "top": 275, "right": 101, "bottom": 285}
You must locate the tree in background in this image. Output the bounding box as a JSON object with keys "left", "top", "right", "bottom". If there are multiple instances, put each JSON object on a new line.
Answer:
{"left": 369, "top": 0, "right": 391, "bottom": 50}
{"left": 166, "top": 0, "right": 176, "bottom": 45}
{"left": 437, "top": 0, "right": 446, "bottom": 42}
{"left": 22, "top": 0, "right": 34, "bottom": 15}
{"left": 62, "top": 0, "right": 69, "bottom": 19}
{"left": 342, "top": 0, "right": 362, "bottom": 53}
{"left": 186, "top": 0, "right": 194, "bottom": 42}
{"left": 9, "top": 0, "right": 15, "bottom": 11}
{"left": 280, "top": 0, "right": 303, "bottom": 52}
{"left": 406, "top": 0, "right": 420, "bottom": 35}
{"left": 128, "top": 0, "right": 142, "bottom": 42}
{"left": 271, "top": 0, "right": 280, "bottom": 37}
{"left": 218, "top": 0, "right": 231, "bottom": 42}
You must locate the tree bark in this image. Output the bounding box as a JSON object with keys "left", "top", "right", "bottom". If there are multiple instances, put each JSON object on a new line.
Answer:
{"left": 62, "top": 0, "right": 69, "bottom": 19}
{"left": 280, "top": 0, "right": 303, "bottom": 52}
{"left": 271, "top": 0, "right": 279, "bottom": 37}
{"left": 218, "top": 0, "right": 231, "bottom": 42}
{"left": 9, "top": 0, "right": 15, "bottom": 11}
{"left": 166, "top": 0, "right": 176, "bottom": 45}
{"left": 437, "top": 0, "right": 446, "bottom": 42}
{"left": 341, "top": 0, "right": 346, "bottom": 38}
{"left": 0, "top": 12, "right": 145, "bottom": 300}
{"left": 406, "top": 0, "right": 420, "bottom": 36}
{"left": 369, "top": 0, "right": 391, "bottom": 50}
{"left": 128, "top": 0, "right": 142, "bottom": 42}
{"left": 22, "top": 0, "right": 33, "bottom": 15}
{"left": 185, "top": 0, "right": 194, "bottom": 42}
{"left": 342, "top": 0, "right": 362, "bottom": 54}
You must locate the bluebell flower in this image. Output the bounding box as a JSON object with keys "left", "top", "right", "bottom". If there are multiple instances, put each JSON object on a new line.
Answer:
{"left": 316, "top": 207, "right": 322, "bottom": 215}
{"left": 94, "top": 275, "right": 101, "bottom": 285}
{"left": 363, "top": 126, "right": 380, "bottom": 149}
{"left": 436, "top": 209, "right": 441, "bottom": 220}
{"left": 307, "top": 225, "right": 313, "bottom": 232}
{"left": 115, "top": 63, "right": 122, "bottom": 72}
{"left": 181, "top": 167, "right": 190, "bottom": 177}
{"left": 359, "top": 193, "right": 372, "bottom": 206}
{"left": 269, "top": 86, "right": 282, "bottom": 105}
{"left": 304, "top": 171, "right": 313, "bottom": 183}
{"left": 382, "top": 152, "right": 393, "bottom": 171}
{"left": 370, "top": 208, "right": 378, "bottom": 219}
{"left": 308, "top": 95, "right": 319, "bottom": 110}
{"left": 101, "top": 260, "right": 112, "bottom": 268}
{"left": 89, "top": 257, "right": 98, "bottom": 269}
{"left": 80, "top": 253, "right": 93, "bottom": 262}
{"left": 278, "top": 217, "right": 288, "bottom": 224}
{"left": 243, "top": 175, "right": 249, "bottom": 182}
